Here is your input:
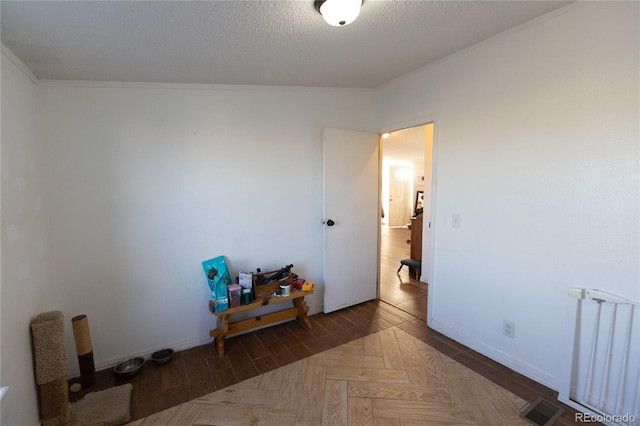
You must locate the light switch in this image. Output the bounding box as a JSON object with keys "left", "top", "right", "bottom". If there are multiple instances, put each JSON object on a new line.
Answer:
{"left": 452, "top": 214, "right": 461, "bottom": 228}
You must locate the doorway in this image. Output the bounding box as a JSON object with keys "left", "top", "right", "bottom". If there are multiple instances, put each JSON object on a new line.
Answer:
{"left": 379, "top": 124, "right": 433, "bottom": 320}
{"left": 387, "top": 165, "right": 413, "bottom": 227}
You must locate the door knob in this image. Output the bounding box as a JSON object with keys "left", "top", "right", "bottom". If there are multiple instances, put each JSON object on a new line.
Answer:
{"left": 326, "top": 219, "right": 335, "bottom": 226}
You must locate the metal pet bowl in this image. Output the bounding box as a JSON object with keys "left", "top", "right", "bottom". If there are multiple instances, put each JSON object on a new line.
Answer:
{"left": 150, "top": 348, "right": 174, "bottom": 365}
{"left": 114, "top": 357, "right": 145, "bottom": 377}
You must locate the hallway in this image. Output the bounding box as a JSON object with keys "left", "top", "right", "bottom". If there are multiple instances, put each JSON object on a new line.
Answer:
{"left": 379, "top": 226, "right": 427, "bottom": 320}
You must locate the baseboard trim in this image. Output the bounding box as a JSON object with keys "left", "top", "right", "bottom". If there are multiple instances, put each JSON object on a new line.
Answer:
{"left": 429, "top": 318, "right": 560, "bottom": 392}
{"left": 68, "top": 302, "right": 325, "bottom": 378}
{"left": 67, "top": 334, "right": 213, "bottom": 378}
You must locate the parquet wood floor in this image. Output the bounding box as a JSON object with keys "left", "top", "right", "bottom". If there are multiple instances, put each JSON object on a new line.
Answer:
{"left": 125, "top": 325, "right": 565, "bottom": 425}
{"left": 379, "top": 226, "right": 427, "bottom": 320}
{"left": 117, "top": 298, "right": 587, "bottom": 425}
{"left": 72, "top": 225, "right": 592, "bottom": 425}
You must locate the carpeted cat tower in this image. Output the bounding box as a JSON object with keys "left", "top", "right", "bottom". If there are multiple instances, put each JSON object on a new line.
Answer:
{"left": 31, "top": 311, "right": 133, "bottom": 426}
{"left": 31, "top": 311, "right": 71, "bottom": 426}
{"left": 71, "top": 315, "right": 96, "bottom": 388}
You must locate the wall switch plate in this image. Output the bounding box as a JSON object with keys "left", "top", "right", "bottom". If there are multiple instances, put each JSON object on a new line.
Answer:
{"left": 452, "top": 213, "right": 461, "bottom": 228}
{"left": 503, "top": 319, "right": 515, "bottom": 338}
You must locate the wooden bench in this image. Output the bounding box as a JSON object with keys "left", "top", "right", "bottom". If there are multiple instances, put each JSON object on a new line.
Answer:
{"left": 209, "top": 289, "right": 313, "bottom": 356}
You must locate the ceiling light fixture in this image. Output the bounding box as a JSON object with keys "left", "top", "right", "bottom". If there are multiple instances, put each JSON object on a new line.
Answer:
{"left": 315, "top": 0, "right": 363, "bottom": 27}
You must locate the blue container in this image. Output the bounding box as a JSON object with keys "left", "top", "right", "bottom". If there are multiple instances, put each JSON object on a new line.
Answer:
{"left": 202, "top": 256, "right": 232, "bottom": 312}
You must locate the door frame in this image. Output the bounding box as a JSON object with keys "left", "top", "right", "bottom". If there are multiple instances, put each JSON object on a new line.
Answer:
{"left": 378, "top": 114, "right": 439, "bottom": 327}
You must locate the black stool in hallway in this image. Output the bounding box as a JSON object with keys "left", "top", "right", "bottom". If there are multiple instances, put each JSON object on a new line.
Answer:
{"left": 398, "top": 258, "right": 421, "bottom": 281}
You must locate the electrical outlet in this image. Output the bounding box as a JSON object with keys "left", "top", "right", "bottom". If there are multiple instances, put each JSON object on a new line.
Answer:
{"left": 503, "top": 319, "right": 515, "bottom": 338}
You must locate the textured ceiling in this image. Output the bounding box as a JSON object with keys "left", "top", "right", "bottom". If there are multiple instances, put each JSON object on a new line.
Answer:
{"left": 1, "top": 0, "right": 572, "bottom": 88}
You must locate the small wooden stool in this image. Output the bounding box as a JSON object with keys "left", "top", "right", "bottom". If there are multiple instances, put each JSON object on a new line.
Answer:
{"left": 209, "top": 289, "right": 313, "bottom": 356}
{"left": 398, "top": 258, "right": 421, "bottom": 280}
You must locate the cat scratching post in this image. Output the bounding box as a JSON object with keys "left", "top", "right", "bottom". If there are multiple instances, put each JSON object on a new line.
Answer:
{"left": 71, "top": 315, "right": 96, "bottom": 388}
{"left": 31, "top": 311, "right": 71, "bottom": 426}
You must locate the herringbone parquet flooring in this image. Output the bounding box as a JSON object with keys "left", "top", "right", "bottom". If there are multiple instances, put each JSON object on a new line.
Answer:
{"left": 127, "top": 326, "right": 531, "bottom": 425}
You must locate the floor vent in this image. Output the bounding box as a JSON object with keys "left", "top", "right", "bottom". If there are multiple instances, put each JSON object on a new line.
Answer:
{"left": 520, "top": 397, "right": 565, "bottom": 426}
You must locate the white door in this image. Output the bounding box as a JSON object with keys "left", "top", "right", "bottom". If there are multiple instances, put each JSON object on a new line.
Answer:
{"left": 323, "top": 128, "right": 379, "bottom": 313}
{"left": 388, "top": 165, "right": 412, "bottom": 227}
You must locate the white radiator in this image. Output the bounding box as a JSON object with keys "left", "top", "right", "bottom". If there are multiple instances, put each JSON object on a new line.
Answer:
{"left": 560, "top": 288, "right": 640, "bottom": 426}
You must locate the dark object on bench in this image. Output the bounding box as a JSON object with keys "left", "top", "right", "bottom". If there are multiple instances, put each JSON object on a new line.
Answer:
{"left": 398, "top": 258, "right": 421, "bottom": 280}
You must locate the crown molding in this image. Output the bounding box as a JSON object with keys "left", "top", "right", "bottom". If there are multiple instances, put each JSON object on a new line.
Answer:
{"left": 1, "top": 43, "right": 38, "bottom": 84}
{"left": 36, "top": 78, "right": 373, "bottom": 94}
{"left": 1, "top": 44, "right": 371, "bottom": 94}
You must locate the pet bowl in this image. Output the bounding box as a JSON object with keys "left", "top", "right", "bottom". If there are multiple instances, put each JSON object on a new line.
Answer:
{"left": 114, "top": 357, "right": 145, "bottom": 377}
{"left": 150, "top": 348, "right": 174, "bottom": 365}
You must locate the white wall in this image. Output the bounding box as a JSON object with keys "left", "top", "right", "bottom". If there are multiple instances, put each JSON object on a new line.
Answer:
{"left": 374, "top": 1, "right": 639, "bottom": 389}
{"left": 38, "top": 83, "right": 374, "bottom": 375}
{"left": 1, "top": 50, "right": 51, "bottom": 426}
{"left": 2, "top": 2, "right": 638, "bottom": 424}
{"left": 2, "top": 56, "right": 373, "bottom": 424}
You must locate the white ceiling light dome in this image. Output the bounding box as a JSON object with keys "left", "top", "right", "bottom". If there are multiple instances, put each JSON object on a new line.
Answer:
{"left": 315, "top": 0, "right": 363, "bottom": 27}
